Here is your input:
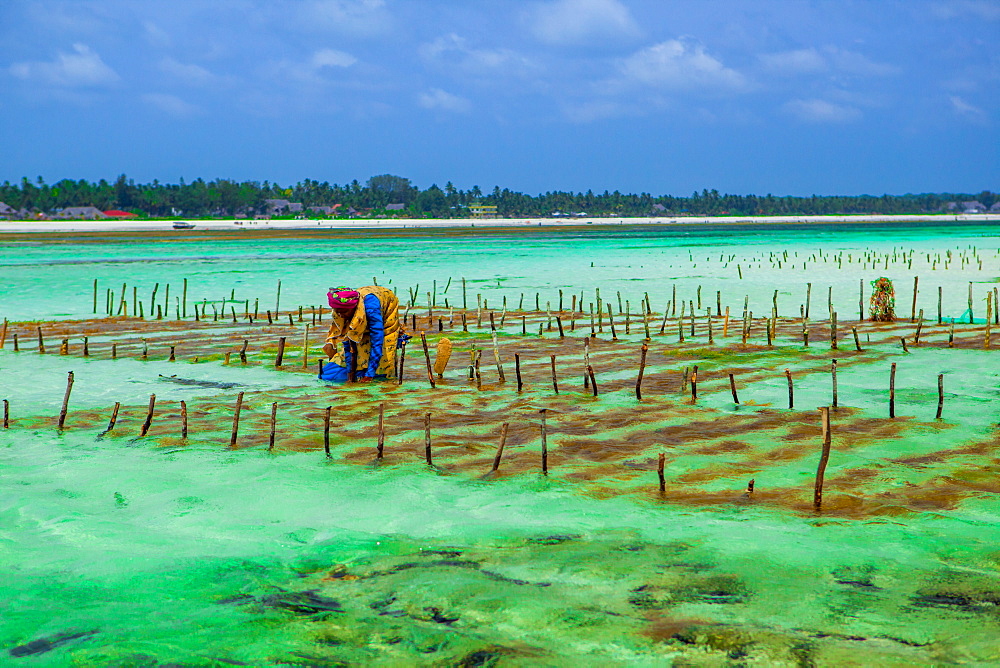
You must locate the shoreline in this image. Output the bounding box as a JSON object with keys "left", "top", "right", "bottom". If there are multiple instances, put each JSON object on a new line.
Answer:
{"left": 1, "top": 213, "right": 998, "bottom": 235}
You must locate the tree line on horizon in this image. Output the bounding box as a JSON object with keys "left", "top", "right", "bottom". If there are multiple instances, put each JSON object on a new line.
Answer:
{"left": 0, "top": 174, "right": 995, "bottom": 218}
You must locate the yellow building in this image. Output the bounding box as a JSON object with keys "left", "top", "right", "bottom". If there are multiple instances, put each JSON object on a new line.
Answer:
{"left": 469, "top": 204, "right": 498, "bottom": 218}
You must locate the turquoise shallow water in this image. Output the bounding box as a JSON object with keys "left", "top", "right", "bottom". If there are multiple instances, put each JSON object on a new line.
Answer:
{"left": 1, "top": 221, "right": 1000, "bottom": 665}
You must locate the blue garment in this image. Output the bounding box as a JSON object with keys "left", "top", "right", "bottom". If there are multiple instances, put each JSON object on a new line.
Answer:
{"left": 319, "top": 294, "right": 386, "bottom": 382}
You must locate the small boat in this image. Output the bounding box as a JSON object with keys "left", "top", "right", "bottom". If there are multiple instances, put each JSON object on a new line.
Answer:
{"left": 172, "top": 221, "right": 196, "bottom": 230}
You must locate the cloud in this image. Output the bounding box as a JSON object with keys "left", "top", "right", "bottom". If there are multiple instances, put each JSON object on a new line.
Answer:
{"left": 292, "top": 0, "right": 391, "bottom": 36}
{"left": 620, "top": 39, "right": 746, "bottom": 91}
{"left": 9, "top": 43, "right": 119, "bottom": 87}
{"left": 311, "top": 49, "right": 357, "bottom": 69}
{"left": 932, "top": 1, "right": 1000, "bottom": 20}
{"left": 759, "top": 46, "right": 897, "bottom": 77}
{"left": 825, "top": 47, "right": 898, "bottom": 77}
{"left": 759, "top": 48, "right": 826, "bottom": 74}
{"left": 263, "top": 48, "right": 359, "bottom": 87}
{"left": 142, "top": 93, "right": 198, "bottom": 117}
{"left": 418, "top": 88, "right": 472, "bottom": 113}
{"left": 143, "top": 21, "right": 172, "bottom": 48}
{"left": 783, "top": 98, "right": 861, "bottom": 123}
{"left": 420, "top": 34, "right": 533, "bottom": 78}
{"left": 528, "top": 0, "right": 639, "bottom": 45}
{"left": 950, "top": 95, "right": 987, "bottom": 120}
{"left": 159, "top": 58, "right": 216, "bottom": 86}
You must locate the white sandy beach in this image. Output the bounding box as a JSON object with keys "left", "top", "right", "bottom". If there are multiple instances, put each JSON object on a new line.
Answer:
{"left": 1, "top": 213, "right": 998, "bottom": 234}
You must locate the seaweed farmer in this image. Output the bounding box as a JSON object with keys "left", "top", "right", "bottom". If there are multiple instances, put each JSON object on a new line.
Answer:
{"left": 869, "top": 277, "right": 896, "bottom": 322}
{"left": 319, "top": 285, "right": 407, "bottom": 382}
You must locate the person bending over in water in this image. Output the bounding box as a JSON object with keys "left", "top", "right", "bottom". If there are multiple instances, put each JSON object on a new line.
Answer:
{"left": 319, "top": 285, "right": 407, "bottom": 382}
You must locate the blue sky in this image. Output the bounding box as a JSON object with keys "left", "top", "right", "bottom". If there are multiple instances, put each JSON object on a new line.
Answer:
{"left": 1, "top": 0, "right": 997, "bottom": 196}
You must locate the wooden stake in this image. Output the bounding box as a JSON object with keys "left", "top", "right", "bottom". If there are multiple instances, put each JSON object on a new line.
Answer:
{"left": 889, "top": 363, "right": 896, "bottom": 418}
{"left": 690, "top": 365, "right": 698, "bottom": 402}
{"left": 140, "top": 394, "right": 156, "bottom": 436}
{"left": 540, "top": 409, "right": 548, "bottom": 475}
{"left": 36, "top": 327, "right": 45, "bottom": 354}
{"left": 324, "top": 406, "right": 332, "bottom": 458}
{"left": 514, "top": 353, "right": 523, "bottom": 392}
{"left": 239, "top": 339, "right": 248, "bottom": 364}
{"left": 491, "top": 422, "right": 509, "bottom": 472}
{"left": 785, "top": 369, "right": 794, "bottom": 409}
{"left": 831, "top": 360, "right": 838, "bottom": 408}
{"left": 936, "top": 374, "right": 944, "bottom": 419}
{"left": 376, "top": 403, "right": 385, "bottom": 460}
{"left": 275, "top": 337, "right": 286, "bottom": 367}
{"left": 635, "top": 342, "right": 648, "bottom": 400}
{"left": 0, "top": 319, "right": 7, "bottom": 349}
{"left": 420, "top": 333, "right": 436, "bottom": 388}
{"left": 424, "top": 412, "right": 432, "bottom": 466}
{"left": 230, "top": 391, "right": 244, "bottom": 447}
{"left": 267, "top": 402, "right": 277, "bottom": 450}
{"left": 911, "top": 276, "right": 918, "bottom": 322}
{"left": 302, "top": 325, "right": 310, "bottom": 369}
{"left": 57, "top": 371, "right": 74, "bottom": 430}
{"left": 550, "top": 354, "right": 559, "bottom": 394}
{"left": 491, "top": 330, "right": 505, "bottom": 381}
{"left": 180, "top": 400, "right": 188, "bottom": 439}
{"left": 830, "top": 311, "right": 838, "bottom": 349}
{"left": 657, "top": 452, "right": 665, "bottom": 493}
{"left": 103, "top": 401, "right": 120, "bottom": 435}
{"left": 813, "top": 406, "right": 831, "bottom": 510}
{"left": 729, "top": 373, "right": 739, "bottom": 404}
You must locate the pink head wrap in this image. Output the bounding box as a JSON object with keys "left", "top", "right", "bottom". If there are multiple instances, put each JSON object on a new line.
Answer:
{"left": 328, "top": 287, "right": 360, "bottom": 310}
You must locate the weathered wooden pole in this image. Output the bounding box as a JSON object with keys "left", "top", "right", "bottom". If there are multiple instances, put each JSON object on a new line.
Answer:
{"left": 968, "top": 282, "right": 974, "bottom": 324}
{"left": 729, "top": 373, "right": 739, "bottom": 404}
{"left": 180, "top": 400, "right": 188, "bottom": 439}
{"left": 514, "top": 353, "right": 523, "bottom": 392}
{"left": 323, "top": 406, "right": 332, "bottom": 458}
{"left": 937, "top": 286, "right": 943, "bottom": 324}
{"left": 302, "top": 325, "right": 310, "bottom": 369}
{"left": 933, "top": 373, "right": 945, "bottom": 420}
{"left": 182, "top": 278, "right": 188, "bottom": 318}
{"left": 852, "top": 327, "right": 861, "bottom": 352}
{"left": 805, "top": 282, "right": 811, "bottom": 319}
{"left": 491, "top": 422, "right": 509, "bottom": 473}
{"left": 690, "top": 365, "right": 698, "bottom": 402}
{"left": 57, "top": 371, "right": 74, "bottom": 430}
{"left": 239, "top": 339, "right": 248, "bottom": 364}
{"left": 550, "top": 354, "right": 559, "bottom": 394}
{"left": 830, "top": 312, "right": 838, "bottom": 349}
{"left": 140, "top": 394, "right": 156, "bottom": 437}
{"left": 376, "top": 403, "right": 385, "bottom": 460}
{"left": 831, "top": 360, "right": 838, "bottom": 408}
{"left": 540, "top": 409, "right": 548, "bottom": 475}
{"left": 635, "top": 342, "right": 648, "bottom": 400}
{"left": 491, "top": 330, "right": 505, "bottom": 381}
{"left": 103, "top": 401, "right": 120, "bottom": 435}
{"left": 230, "top": 391, "right": 244, "bottom": 447}
{"left": 813, "top": 406, "right": 832, "bottom": 510}
{"left": 266, "top": 402, "right": 277, "bottom": 450}
{"left": 889, "top": 362, "right": 897, "bottom": 418}
{"left": 657, "top": 452, "right": 666, "bottom": 493}
{"left": 419, "top": 333, "right": 436, "bottom": 388}
{"left": 0, "top": 319, "right": 7, "bottom": 349}
{"left": 2, "top": 399, "right": 8, "bottom": 428}
{"left": 785, "top": 369, "right": 794, "bottom": 409}
{"left": 275, "top": 337, "right": 286, "bottom": 367}
{"left": 424, "top": 412, "right": 432, "bottom": 466}
{"left": 911, "top": 276, "right": 918, "bottom": 322}
{"left": 36, "top": 327, "right": 45, "bottom": 354}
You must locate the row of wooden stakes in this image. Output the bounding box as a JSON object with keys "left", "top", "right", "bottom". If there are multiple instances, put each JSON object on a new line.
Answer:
{"left": 0, "top": 375, "right": 843, "bottom": 511}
